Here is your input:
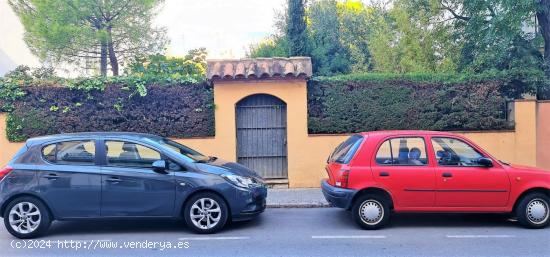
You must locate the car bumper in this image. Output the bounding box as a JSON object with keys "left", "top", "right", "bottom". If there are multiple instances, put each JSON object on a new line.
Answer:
{"left": 231, "top": 185, "right": 267, "bottom": 221}
{"left": 321, "top": 179, "right": 356, "bottom": 209}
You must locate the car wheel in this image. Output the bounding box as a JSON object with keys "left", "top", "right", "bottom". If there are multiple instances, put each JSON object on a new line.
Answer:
{"left": 352, "top": 194, "right": 390, "bottom": 230}
{"left": 3, "top": 196, "right": 51, "bottom": 239}
{"left": 516, "top": 192, "right": 550, "bottom": 228}
{"left": 184, "top": 192, "right": 228, "bottom": 234}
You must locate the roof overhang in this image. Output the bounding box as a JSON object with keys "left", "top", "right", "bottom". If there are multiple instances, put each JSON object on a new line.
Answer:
{"left": 207, "top": 57, "right": 312, "bottom": 81}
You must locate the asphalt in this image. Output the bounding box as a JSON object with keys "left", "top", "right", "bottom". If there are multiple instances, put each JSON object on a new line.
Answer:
{"left": 1, "top": 208, "right": 548, "bottom": 257}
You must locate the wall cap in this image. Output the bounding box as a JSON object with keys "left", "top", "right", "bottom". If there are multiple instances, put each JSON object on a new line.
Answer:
{"left": 207, "top": 57, "right": 313, "bottom": 81}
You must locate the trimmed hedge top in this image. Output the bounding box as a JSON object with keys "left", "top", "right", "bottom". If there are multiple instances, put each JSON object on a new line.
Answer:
{"left": 307, "top": 74, "right": 518, "bottom": 134}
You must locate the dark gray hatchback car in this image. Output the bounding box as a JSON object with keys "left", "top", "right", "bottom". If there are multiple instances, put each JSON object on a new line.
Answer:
{"left": 0, "top": 132, "right": 267, "bottom": 238}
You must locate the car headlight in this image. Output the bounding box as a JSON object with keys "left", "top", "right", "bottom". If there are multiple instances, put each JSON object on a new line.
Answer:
{"left": 221, "top": 174, "right": 260, "bottom": 188}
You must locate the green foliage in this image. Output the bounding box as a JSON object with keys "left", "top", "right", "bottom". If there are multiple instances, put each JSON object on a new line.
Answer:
{"left": 402, "top": 0, "right": 542, "bottom": 73}
{"left": 337, "top": 1, "right": 373, "bottom": 72}
{"left": 0, "top": 65, "right": 60, "bottom": 111}
{"left": 286, "top": 0, "right": 308, "bottom": 56}
{"left": 251, "top": 0, "right": 547, "bottom": 82}
{"left": 128, "top": 48, "right": 207, "bottom": 82}
{"left": 308, "top": 74, "right": 518, "bottom": 133}
{"left": 6, "top": 110, "right": 55, "bottom": 142}
{"left": 9, "top": 0, "right": 167, "bottom": 76}
{"left": 6, "top": 82, "right": 214, "bottom": 142}
{"left": 308, "top": 0, "right": 352, "bottom": 75}
{"left": 315, "top": 69, "right": 550, "bottom": 99}
{"left": 248, "top": 37, "right": 290, "bottom": 58}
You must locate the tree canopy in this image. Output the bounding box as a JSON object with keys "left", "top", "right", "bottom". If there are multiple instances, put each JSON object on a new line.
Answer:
{"left": 249, "top": 0, "right": 550, "bottom": 81}
{"left": 9, "top": 0, "right": 167, "bottom": 76}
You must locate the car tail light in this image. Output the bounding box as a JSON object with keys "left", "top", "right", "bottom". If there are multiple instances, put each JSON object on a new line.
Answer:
{"left": 325, "top": 167, "right": 334, "bottom": 184}
{"left": 0, "top": 166, "right": 13, "bottom": 181}
{"left": 335, "top": 168, "right": 350, "bottom": 188}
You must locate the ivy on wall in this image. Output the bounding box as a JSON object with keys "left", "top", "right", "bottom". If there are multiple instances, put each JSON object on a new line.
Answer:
{"left": 5, "top": 83, "right": 214, "bottom": 142}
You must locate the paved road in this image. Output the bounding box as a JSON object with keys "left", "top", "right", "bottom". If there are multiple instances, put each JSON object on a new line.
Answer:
{"left": 1, "top": 208, "right": 549, "bottom": 257}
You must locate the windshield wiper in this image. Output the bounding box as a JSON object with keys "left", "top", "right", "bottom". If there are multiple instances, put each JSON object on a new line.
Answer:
{"left": 500, "top": 160, "right": 510, "bottom": 165}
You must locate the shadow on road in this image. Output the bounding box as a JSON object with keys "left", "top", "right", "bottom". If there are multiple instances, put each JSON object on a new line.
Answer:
{"left": 323, "top": 208, "right": 519, "bottom": 229}
{"left": 44, "top": 215, "right": 264, "bottom": 236}
{"left": 8, "top": 208, "right": 522, "bottom": 237}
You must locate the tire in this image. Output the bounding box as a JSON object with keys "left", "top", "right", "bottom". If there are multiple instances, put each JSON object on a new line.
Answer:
{"left": 183, "top": 192, "right": 229, "bottom": 234}
{"left": 3, "top": 196, "right": 51, "bottom": 239}
{"left": 515, "top": 192, "right": 550, "bottom": 229}
{"left": 352, "top": 194, "right": 390, "bottom": 230}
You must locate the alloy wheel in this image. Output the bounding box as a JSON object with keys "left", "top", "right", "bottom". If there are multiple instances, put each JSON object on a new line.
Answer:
{"left": 9, "top": 202, "right": 41, "bottom": 234}
{"left": 190, "top": 198, "right": 222, "bottom": 230}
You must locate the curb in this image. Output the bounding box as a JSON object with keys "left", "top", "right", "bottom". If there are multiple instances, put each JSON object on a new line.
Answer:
{"left": 266, "top": 203, "right": 331, "bottom": 208}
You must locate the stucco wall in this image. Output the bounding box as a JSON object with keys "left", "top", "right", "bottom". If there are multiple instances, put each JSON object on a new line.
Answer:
{"left": 537, "top": 101, "right": 550, "bottom": 170}
{"left": 0, "top": 96, "right": 546, "bottom": 188}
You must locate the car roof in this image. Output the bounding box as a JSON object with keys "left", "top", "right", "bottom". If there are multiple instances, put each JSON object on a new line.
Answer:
{"left": 359, "top": 130, "right": 461, "bottom": 138}
{"left": 25, "top": 132, "right": 163, "bottom": 146}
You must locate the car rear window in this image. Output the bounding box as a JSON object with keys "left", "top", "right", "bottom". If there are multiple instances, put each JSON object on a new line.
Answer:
{"left": 329, "top": 135, "right": 364, "bottom": 164}
{"left": 42, "top": 140, "right": 96, "bottom": 165}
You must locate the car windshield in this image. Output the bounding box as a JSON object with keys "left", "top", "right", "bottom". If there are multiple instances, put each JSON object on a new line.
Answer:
{"left": 149, "top": 138, "right": 210, "bottom": 162}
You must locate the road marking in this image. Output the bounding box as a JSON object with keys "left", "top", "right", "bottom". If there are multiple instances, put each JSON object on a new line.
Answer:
{"left": 446, "top": 235, "right": 516, "bottom": 238}
{"left": 311, "top": 235, "right": 386, "bottom": 239}
{"left": 178, "top": 236, "right": 250, "bottom": 241}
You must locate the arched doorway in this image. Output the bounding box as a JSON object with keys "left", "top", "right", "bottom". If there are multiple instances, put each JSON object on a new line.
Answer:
{"left": 236, "top": 94, "right": 288, "bottom": 179}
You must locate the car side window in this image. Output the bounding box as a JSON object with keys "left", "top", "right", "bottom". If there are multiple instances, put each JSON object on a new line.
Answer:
{"left": 42, "top": 140, "right": 96, "bottom": 165}
{"left": 375, "top": 137, "right": 428, "bottom": 166}
{"left": 105, "top": 141, "right": 161, "bottom": 169}
{"left": 431, "top": 137, "right": 484, "bottom": 166}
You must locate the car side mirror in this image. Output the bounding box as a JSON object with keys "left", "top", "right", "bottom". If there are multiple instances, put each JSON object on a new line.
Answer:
{"left": 478, "top": 157, "right": 493, "bottom": 167}
{"left": 152, "top": 160, "right": 168, "bottom": 173}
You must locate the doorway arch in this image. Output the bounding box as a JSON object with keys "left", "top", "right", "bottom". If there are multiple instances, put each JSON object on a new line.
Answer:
{"left": 235, "top": 94, "right": 288, "bottom": 179}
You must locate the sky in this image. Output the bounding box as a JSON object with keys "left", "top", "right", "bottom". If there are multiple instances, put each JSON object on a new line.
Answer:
{"left": 156, "top": 0, "right": 285, "bottom": 58}
{"left": 0, "top": 0, "right": 285, "bottom": 75}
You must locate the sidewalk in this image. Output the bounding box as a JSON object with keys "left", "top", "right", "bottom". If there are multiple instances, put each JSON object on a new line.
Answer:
{"left": 266, "top": 188, "right": 330, "bottom": 208}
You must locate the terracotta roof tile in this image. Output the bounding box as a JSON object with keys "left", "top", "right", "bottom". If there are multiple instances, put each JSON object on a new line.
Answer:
{"left": 207, "top": 57, "right": 312, "bottom": 80}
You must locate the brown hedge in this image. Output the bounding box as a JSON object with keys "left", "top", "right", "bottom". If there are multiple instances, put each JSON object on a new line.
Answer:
{"left": 7, "top": 83, "right": 214, "bottom": 141}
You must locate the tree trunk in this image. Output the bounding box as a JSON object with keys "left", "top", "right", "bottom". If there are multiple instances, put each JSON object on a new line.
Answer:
{"left": 107, "top": 27, "right": 119, "bottom": 76}
{"left": 100, "top": 41, "right": 108, "bottom": 76}
{"left": 537, "top": 0, "right": 550, "bottom": 79}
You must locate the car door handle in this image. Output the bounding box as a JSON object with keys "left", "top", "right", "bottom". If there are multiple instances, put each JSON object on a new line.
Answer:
{"left": 106, "top": 177, "right": 122, "bottom": 183}
{"left": 43, "top": 173, "right": 59, "bottom": 180}
{"left": 379, "top": 171, "right": 390, "bottom": 177}
{"left": 442, "top": 172, "right": 453, "bottom": 178}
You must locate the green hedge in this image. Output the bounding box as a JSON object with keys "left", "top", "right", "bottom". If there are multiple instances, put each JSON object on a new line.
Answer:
{"left": 2, "top": 70, "right": 544, "bottom": 142}
{"left": 307, "top": 72, "right": 528, "bottom": 134}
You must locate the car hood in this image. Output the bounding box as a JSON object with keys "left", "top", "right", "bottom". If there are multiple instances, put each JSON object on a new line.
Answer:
{"left": 507, "top": 164, "right": 550, "bottom": 175}
{"left": 193, "top": 158, "right": 263, "bottom": 179}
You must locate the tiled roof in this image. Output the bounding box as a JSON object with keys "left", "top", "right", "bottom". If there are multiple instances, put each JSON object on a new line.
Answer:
{"left": 207, "top": 57, "right": 312, "bottom": 80}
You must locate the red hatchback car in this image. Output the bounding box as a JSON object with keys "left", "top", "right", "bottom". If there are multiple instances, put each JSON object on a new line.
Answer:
{"left": 321, "top": 131, "right": 550, "bottom": 229}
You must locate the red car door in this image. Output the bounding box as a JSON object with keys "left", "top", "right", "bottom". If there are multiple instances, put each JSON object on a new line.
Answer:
{"left": 430, "top": 136, "right": 510, "bottom": 207}
{"left": 371, "top": 136, "right": 436, "bottom": 208}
